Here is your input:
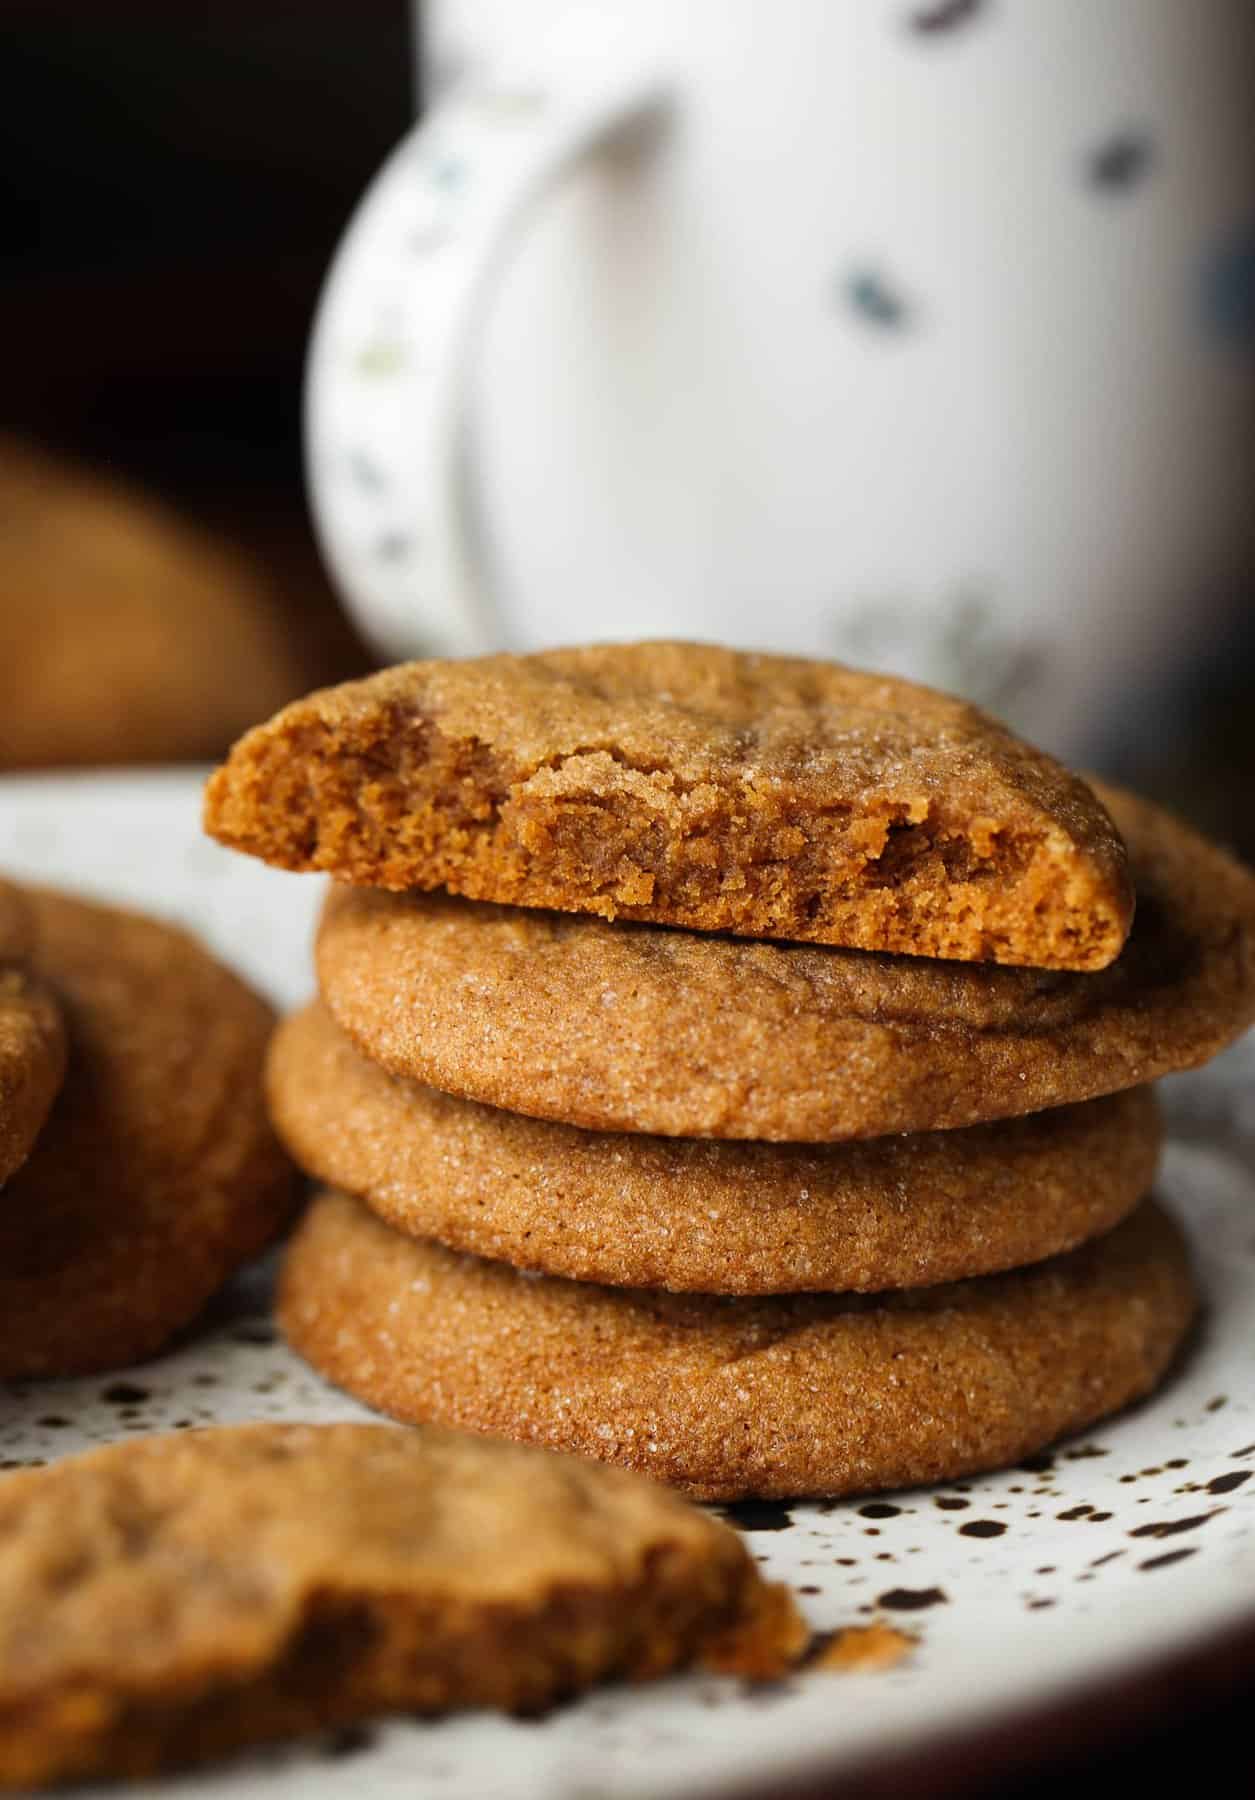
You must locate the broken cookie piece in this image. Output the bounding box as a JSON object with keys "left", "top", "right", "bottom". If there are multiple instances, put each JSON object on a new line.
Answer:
{"left": 204, "top": 642, "right": 1132, "bottom": 970}
{"left": 0, "top": 1422, "right": 801, "bottom": 1786}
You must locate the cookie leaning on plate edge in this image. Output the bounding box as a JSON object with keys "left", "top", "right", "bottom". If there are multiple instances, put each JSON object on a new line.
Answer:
{"left": 204, "top": 642, "right": 1133, "bottom": 970}
{"left": 279, "top": 1191, "right": 1196, "bottom": 1503}
{"left": 0, "top": 888, "right": 297, "bottom": 1379}
{"left": 314, "top": 784, "right": 1255, "bottom": 1140}
{"left": 0, "top": 878, "right": 66, "bottom": 1184}
{"left": 267, "top": 1000, "right": 1163, "bottom": 1293}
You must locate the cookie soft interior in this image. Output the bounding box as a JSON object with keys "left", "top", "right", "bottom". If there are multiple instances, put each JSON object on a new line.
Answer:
{"left": 205, "top": 643, "right": 1133, "bottom": 970}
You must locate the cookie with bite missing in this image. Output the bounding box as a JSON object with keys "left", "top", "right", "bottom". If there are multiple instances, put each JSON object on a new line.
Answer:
{"left": 205, "top": 642, "right": 1133, "bottom": 970}
{"left": 0, "top": 1422, "right": 800, "bottom": 1786}
{"left": 280, "top": 1192, "right": 1196, "bottom": 1503}
{"left": 267, "top": 999, "right": 1161, "bottom": 1293}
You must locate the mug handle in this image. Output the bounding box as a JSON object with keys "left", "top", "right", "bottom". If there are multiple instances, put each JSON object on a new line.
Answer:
{"left": 304, "top": 46, "right": 671, "bottom": 661}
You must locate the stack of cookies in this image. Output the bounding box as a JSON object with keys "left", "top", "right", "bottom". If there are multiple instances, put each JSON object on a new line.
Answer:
{"left": 206, "top": 644, "right": 1255, "bottom": 1501}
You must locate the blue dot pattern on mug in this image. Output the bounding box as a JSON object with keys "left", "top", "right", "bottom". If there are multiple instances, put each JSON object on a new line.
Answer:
{"left": 840, "top": 268, "right": 915, "bottom": 332}
{"left": 1085, "top": 130, "right": 1155, "bottom": 195}
{"left": 1201, "top": 223, "right": 1255, "bottom": 345}
{"left": 905, "top": 0, "right": 990, "bottom": 38}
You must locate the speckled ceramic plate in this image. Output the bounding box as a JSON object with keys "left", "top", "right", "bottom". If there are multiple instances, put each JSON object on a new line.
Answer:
{"left": 3, "top": 769, "right": 1255, "bottom": 1800}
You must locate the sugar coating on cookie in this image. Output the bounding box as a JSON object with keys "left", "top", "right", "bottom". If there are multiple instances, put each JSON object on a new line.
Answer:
{"left": 0, "top": 877, "right": 66, "bottom": 1183}
{"left": 0, "top": 889, "right": 296, "bottom": 1377}
{"left": 0, "top": 1421, "right": 800, "bottom": 1786}
{"left": 205, "top": 643, "right": 1132, "bottom": 970}
{"left": 281, "top": 1193, "right": 1196, "bottom": 1502}
{"left": 315, "top": 784, "right": 1255, "bottom": 1140}
{"left": 268, "top": 1000, "right": 1162, "bottom": 1292}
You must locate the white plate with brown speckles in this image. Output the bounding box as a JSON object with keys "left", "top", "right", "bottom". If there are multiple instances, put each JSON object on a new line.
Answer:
{"left": 4, "top": 769, "right": 1255, "bottom": 1800}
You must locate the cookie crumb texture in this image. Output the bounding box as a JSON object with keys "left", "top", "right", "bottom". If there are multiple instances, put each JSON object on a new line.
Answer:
{"left": 0, "top": 1422, "right": 791, "bottom": 1787}
{"left": 205, "top": 643, "right": 1132, "bottom": 970}
{"left": 280, "top": 1192, "right": 1197, "bottom": 1501}
{"left": 808, "top": 1623, "right": 916, "bottom": 1674}
{"left": 0, "top": 890, "right": 296, "bottom": 1378}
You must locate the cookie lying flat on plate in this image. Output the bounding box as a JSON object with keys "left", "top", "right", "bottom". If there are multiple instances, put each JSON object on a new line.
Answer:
{"left": 268, "top": 1000, "right": 1161, "bottom": 1293}
{"left": 316, "top": 785, "right": 1255, "bottom": 1140}
{"left": 280, "top": 1192, "right": 1196, "bottom": 1502}
{"left": 206, "top": 642, "right": 1132, "bottom": 970}
{"left": 0, "top": 889, "right": 296, "bottom": 1377}
{"left": 0, "top": 1422, "right": 801, "bottom": 1787}
{"left": 0, "top": 878, "right": 65, "bottom": 1183}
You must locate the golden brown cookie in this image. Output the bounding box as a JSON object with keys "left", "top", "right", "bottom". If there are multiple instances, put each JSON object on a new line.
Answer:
{"left": 268, "top": 1000, "right": 1162, "bottom": 1292}
{"left": 0, "top": 889, "right": 296, "bottom": 1377}
{"left": 0, "top": 878, "right": 65, "bottom": 1183}
{"left": 205, "top": 642, "right": 1132, "bottom": 970}
{"left": 317, "top": 785, "right": 1255, "bottom": 1140}
{"left": 0, "top": 1421, "right": 801, "bottom": 1787}
{"left": 0, "top": 436, "right": 310, "bottom": 768}
{"left": 280, "top": 1192, "right": 1196, "bottom": 1502}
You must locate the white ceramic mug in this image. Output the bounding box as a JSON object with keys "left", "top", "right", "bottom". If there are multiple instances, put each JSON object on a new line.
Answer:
{"left": 306, "top": 0, "right": 1255, "bottom": 753}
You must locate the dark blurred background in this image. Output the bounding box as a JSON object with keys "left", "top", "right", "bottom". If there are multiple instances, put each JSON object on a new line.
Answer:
{"left": 0, "top": 5, "right": 1252, "bottom": 1793}
{"left": 1, "top": 0, "right": 411, "bottom": 746}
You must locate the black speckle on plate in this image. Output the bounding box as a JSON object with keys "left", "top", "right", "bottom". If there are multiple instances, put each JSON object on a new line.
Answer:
{"left": 721, "top": 1500, "right": 793, "bottom": 1533}
{"left": 876, "top": 1586, "right": 948, "bottom": 1613}
{"left": 1129, "top": 1512, "right": 1219, "bottom": 1541}
{"left": 1138, "top": 1547, "right": 1199, "bottom": 1573}
{"left": 101, "top": 1383, "right": 150, "bottom": 1406}
{"left": 1206, "top": 1470, "right": 1251, "bottom": 1496}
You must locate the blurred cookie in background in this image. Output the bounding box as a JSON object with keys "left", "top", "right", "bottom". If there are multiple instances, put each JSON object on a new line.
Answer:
{"left": 0, "top": 437, "right": 320, "bottom": 768}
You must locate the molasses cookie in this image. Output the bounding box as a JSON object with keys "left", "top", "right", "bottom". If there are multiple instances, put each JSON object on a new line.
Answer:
{"left": 280, "top": 1191, "right": 1196, "bottom": 1502}
{"left": 0, "top": 436, "right": 309, "bottom": 768}
{"left": 0, "top": 1422, "right": 800, "bottom": 1786}
{"left": 0, "top": 889, "right": 296, "bottom": 1377}
{"left": 0, "top": 877, "right": 65, "bottom": 1183}
{"left": 316, "top": 786, "right": 1255, "bottom": 1140}
{"left": 205, "top": 642, "right": 1131, "bottom": 969}
{"left": 267, "top": 1000, "right": 1161, "bottom": 1292}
